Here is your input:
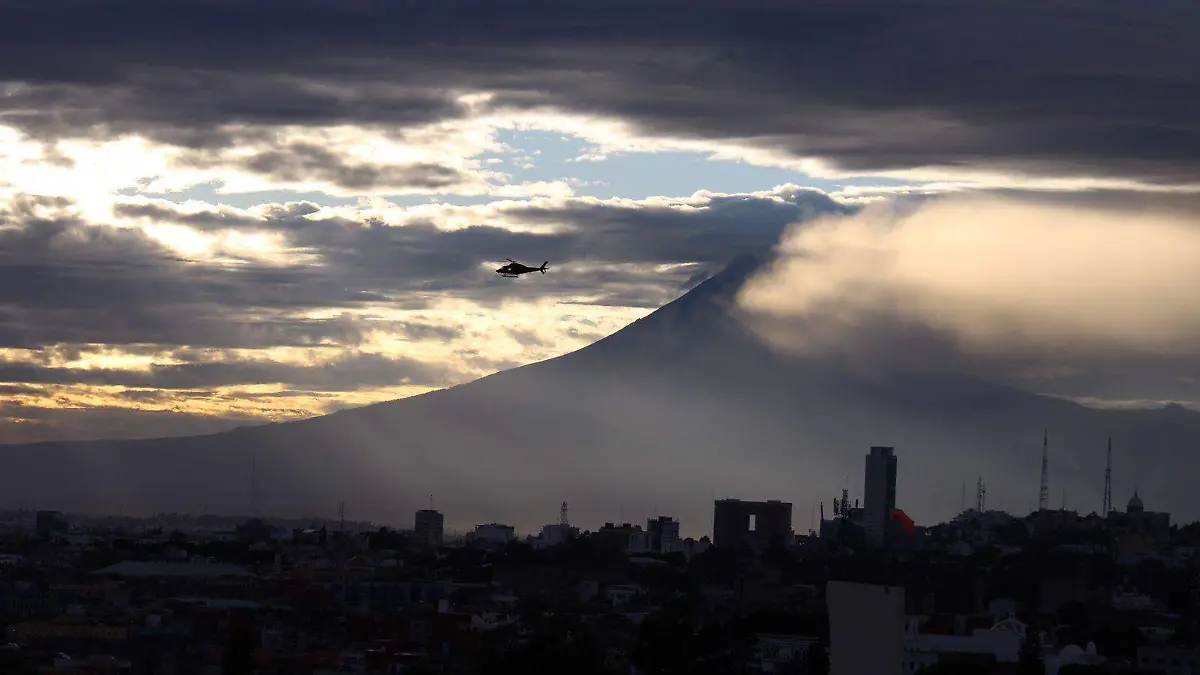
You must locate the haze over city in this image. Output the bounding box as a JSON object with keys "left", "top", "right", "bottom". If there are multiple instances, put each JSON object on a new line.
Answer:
{"left": 2, "top": 0, "right": 1200, "bottom": 535}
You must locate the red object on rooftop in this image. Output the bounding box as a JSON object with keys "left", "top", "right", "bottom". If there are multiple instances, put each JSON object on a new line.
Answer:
{"left": 890, "top": 509, "right": 915, "bottom": 536}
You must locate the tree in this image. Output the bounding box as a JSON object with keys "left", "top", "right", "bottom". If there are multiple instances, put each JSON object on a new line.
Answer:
{"left": 802, "top": 640, "right": 829, "bottom": 675}
{"left": 1058, "top": 600, "right": 1089, "bottom": 628}
{"left": 761, "top": 536, "right": 794, "bottom": 569}
{"left": 919, "top": 663, "right": 997, "bottom": 675}
{"left": 481, "top": 614, "right": 611, "bottom": 675}
{"left": 1057, "top": 665, "right": 1110, "bottom": 675}
{"left": 1018, "top": 619, "right": 1044, "bottom": 675}
{"left": 221, "top": 610, "right": 257, "bottom": 675}
{"left": 1168, "top": 573, "right": 1200, "bottom": 647}
{"left": 631, "top": 600, "right": 696, "bottom": 675}
{"left": 1093, "top": 620, "right": 1148, "bottom": 661}
{"left": 693, "top": 619, "right": 755, "bottom": 675}
{"left": 662, "top": 551, "right": 687, "bottom": 568}
{"left": 0, "top": 647, "right": 38, "bottom": 675}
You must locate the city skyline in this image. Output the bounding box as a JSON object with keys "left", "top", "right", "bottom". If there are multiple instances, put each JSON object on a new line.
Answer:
{"left": 11, "top": 437, "right": 1169, "bottom": 544}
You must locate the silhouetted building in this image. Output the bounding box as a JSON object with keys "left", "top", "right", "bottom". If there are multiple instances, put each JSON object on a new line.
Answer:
{"left": 646, "top": 516, "right": 681, "bottom": 553}
{"left": 413, "top": 509, "right": 444, "bottom": 548}
{"left": 235, "top": 517, "right": 273, "bottom": 542}
{"left": 1108, "top": 490, "right": 1171, "bottom": 554}
{"left": 863, "top": 446, "right": 898, "bottom": 546}
{"left": 595, "top": 522, "right": 644, "bottom": 553}
{"left": 821, "top": 517, "right": 867, "bottom": 547}
{"left": 468, "top": 523, "right": 515, "bottom": 549}
{"left": 712, "top": 498, "right": 791, "bottom": 552}
{"left": 35, "top": 510, "right": 67, "bottom": 539}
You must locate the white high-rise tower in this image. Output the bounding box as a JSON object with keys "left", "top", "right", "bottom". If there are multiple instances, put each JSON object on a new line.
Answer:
{"left": 863, "top": 446, "right": 898, "bottom": 546}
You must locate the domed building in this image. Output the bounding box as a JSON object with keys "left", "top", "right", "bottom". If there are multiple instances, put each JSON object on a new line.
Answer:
{"left": 1106, "top": 489, "right": 1171, "bottom": 558}
{"left": 1127, "top": 491, "right": 1144, "bottom": 515}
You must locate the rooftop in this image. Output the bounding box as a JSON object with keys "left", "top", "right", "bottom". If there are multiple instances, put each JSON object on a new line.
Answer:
{"left": 91, "top": 561, "right": 254, "bottom": 578}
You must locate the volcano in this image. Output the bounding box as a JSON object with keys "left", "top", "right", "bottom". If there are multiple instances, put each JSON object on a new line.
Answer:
{"left": 1, "top": 254, "right": 1197, "bottom": 534}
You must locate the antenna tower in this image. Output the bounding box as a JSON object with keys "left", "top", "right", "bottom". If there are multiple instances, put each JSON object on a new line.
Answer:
{"left": 1103, "top": 435, "right": 1113, "bottom": 515}
{"left": 559, "top": 501, "right": 569, "bottom": 526}
{"left": 840, "top": 487, "right": 850, "bottom": 519}
{"left": 1038, "top": 428, "right": 1049, "bottom": 511}
{"left": 338, "top": 500, "right": 345, "bottom": 534}
{"left": 976, "top": 475, "right": 986, "bottom": 512}
{"left": 249, "top": 457, "right": 261, "bottom": 519}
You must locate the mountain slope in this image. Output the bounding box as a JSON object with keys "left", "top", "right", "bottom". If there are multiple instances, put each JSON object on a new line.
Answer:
{"left": 1, "top": 255, "right": 1197, "bottom": 533}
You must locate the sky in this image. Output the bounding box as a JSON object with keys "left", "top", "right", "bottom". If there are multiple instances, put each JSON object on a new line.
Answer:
{"left": 1, "top": 0, "right": 1199, "bottom": 449}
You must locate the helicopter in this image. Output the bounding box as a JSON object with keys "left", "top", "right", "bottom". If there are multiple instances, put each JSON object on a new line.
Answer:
{"left": 496, "top": 259, "right": 549, "bottom": 278}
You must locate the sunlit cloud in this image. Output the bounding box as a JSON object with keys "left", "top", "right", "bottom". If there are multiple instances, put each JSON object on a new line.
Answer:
{"left": 0, "top": 117, "right": 846, "bottom": 445}
{"left": 738, "top": 195, "right": 1200, "bottom": 404}
{"left": 0, "top": 297, "right": 640, "bottom": 383}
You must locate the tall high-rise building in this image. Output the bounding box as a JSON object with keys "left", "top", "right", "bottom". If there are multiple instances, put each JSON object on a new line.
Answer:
{"left": 863, "top": 446, "right": 898, "bottom": 546}
{"left": 413, "top": 509, "right": 444, "bottom": 548}
{"left": 712, "top": 499, "right": 743, "bottom": 549}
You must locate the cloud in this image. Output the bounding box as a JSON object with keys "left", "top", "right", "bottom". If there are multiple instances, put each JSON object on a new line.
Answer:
{"left": 112, "top": 185, "right": 846, "bottom": 308}
{"left": 180, "top": 143, "right": 475, "bottom": 192}
{"left": 737, "top": 195, "right": 1200, "bottom": 405}
{"left": 5, "top": 186, "right": 838, "bottom": 354}
{"left": 0, "top": 120, "right": 576, "bottom": 203}
{"left": 0, "top": 352, "right": 447, "bottom": 392}
{"left": 1, "top": 1, "right": 1198, "bottom": 188}
{"left": 0, "top": 185, "right": 845, "bottom": 442}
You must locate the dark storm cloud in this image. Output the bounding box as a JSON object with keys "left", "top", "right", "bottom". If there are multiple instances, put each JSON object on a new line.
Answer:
{"left": 0, "top": 398, "right": 263, "bottom": 445}
{"left": 1, "top": 1, "right": 1199, "bottom": 184}
{"left": 397, "top": 322, "right": 462, "bottom": 342}
{"left": 0, "top": 195, "right": 428, "bottom": 351}
{"left": 0, "top": 187, "right": 841, "bottom": 358}
{"left": 114, "top": 200, "right": 321, "bottom": 231}
{"left": 113, "top": 202, "right": 261, "bottom": 230}
{"left": 117, "top": 187, "right": 848, "bottom": 307}
{"left": 0, "top": 206, "right": 358, "bottom": 349}
{"left": 0, "top": 352, "right": 449, "bottom": 391}
{"left": 0, "top": 72, "right": 467, "bottom": 149}
{"left": 506, "top": 328, "right": 547, "bottom": 348}
{"left": 176, "top": 143, "right": 475, "bottom": 192}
